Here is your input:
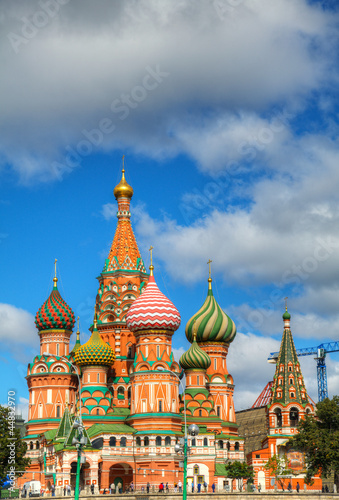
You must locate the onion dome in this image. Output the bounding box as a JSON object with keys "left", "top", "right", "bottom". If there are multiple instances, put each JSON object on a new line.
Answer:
{"left": 185, "top": 276, "right": 236, "bottom": 344}
{"left": 113, "top": 167, "right": 133, "bottom": 199}
{"left": 180, "top": 333, "right": 211, "bottom": 371}
{"left": 126, "top": 266, "right": 181, "bottom": 332}
{"left": 35, "top": 272, "right": 75, "bottom": 331}
{"left": 74, "top": 316, "right": 115, "bottom": 366}
{"left": 283, "top": 307, "right": 291, "bottom": 320}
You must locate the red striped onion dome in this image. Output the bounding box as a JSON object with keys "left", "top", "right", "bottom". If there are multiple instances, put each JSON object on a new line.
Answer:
{"left": 35, "top": 279, "right": 75, "bottom": 331}
{"left": 126, "top": 274, "right": 181, "bottom": 332}
{"left": 185, "top": 278, "right": 236, "bottom": 344}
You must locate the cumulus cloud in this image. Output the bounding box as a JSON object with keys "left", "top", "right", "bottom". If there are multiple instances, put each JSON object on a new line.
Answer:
{"left": 0, "top": 304, "right": 39, "bottom": 359}
{"left": 0, "top": 0, "right": 337, "bottom": 182}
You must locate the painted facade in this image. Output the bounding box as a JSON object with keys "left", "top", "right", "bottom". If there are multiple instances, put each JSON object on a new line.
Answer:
{"left": 20, "top": 168, "right": 244, "bottom": 495}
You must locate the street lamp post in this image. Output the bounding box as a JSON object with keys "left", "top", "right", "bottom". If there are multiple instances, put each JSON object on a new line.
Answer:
{"left": 43, "top": 353, "right": 85, "bottom": 500}
{"left": 157, "top": 367, "right": 199, "bottom": 500}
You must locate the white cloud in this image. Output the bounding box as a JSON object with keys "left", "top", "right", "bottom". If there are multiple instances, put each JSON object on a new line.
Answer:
{"left": 0, "top": 0, "right": 337, "bottom": 182}
{"left": 0, "top": 304, "right": 38, "bottom": 359}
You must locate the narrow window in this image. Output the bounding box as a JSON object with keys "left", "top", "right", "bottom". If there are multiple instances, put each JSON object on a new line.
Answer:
{"left": 56, "top": 344, "right": 59, "bottom": 356}
{"left": 159, "top": 401, "right": 163, "bottom": 412}
{"left": 97, "top": 373, "right": 100, "bottom": 383}
{"left": 217, "top": 406, "right": 221, "bottom": 417}
{"left": 56, "top": 406, "right": 60, "bottom": 418}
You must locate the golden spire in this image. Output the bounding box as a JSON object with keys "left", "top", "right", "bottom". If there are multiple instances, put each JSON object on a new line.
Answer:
{"left": 149, "top": 245, "right": 154, "bottom": 276}
{"left": 76, "top": 316, "right": 80, "bottom": 341}
{"left": 284, "top": 296, "right": 288, "bottom": 311}
{"left": 113, "top": 156, "right": 134, "bottom": 199}
{"left": 93, "top": 306, "right": 98, "bottom": 329}
{"left": 207, "top": 259, "right": 212, "bottom": 290}
{"left": 53, "top": 258, "right": 58, "bottom": 288}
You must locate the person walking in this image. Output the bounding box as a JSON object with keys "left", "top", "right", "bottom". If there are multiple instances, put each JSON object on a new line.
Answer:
{"left": 117, "top": 482, "right": 122, "bottom": 494}
{"left": 212, "top": 483, "right": 215, "bottom": 493}
{"left": 165, "top": 483, "right": 169, "bottom": 493}
{"left": 90, "top": 484, "right": 95, "bottom": 495}
{"left": 51, "top": 484, "right": 55, "bottom": 497}
{"left": 197, "top": 483, "right": 201, "bottom": 493}
{"left": 146, "top": 483, "right": 150, "bottom": 494}
{"left": 178, "top": 480, "right": 182, "bottom": 493}
{"left": 288, "top": 482, "right": 292, "bottom": 492}
{"left": 296, "top": 483, "right": 300, "bottom": 493}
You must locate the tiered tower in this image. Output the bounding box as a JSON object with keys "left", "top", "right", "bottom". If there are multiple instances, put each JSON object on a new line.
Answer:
{"left": 268, "top": 307, "right": 314, "bottom": 439}
{"left": 126, "top": 256, "right": 182, "bottom": 432}
{"left": 185, "top": 265, "right": 237, "bottom": 431}
{"left": 248, "top": 308, "right": 317, "bottom": 491}
{"left": 95, "top": 165, "right": 149, "bottom": 408}
{"left": 26, "top": 266, "right": 77, "bottom": 433}
{"left": 74, "top": 314, "right": 116, "bottom": 416}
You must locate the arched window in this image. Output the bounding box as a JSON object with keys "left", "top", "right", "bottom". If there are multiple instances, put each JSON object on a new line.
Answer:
{"left": 144, "top": 437, "right": 149, "bottom": 446}
{"left": 226, "top": 442, "right": 230, "bottom": 451}
{"left": 218, "top": 440, "right": 223, "bottom": 449}
{"left": 193, "top": 465, "right": 199, "bottom": 475}
{"left": 96, "top": 409, "right": 99, "bottom": 415}
{"left": 191, "top": 438, "right": 196, "bottom": 447}
{"left": 159, "top": 401, "right": 163, "bottom": 412}
{"left": 118, "top": 387, "right": 125, "bottom": 399}
{"left": 36, "top": 441, "right": 40, "bottom": 450}
{"left": 199, "top": 409, "right": 202, "bottom": 417}
{"left": 156, "top": 436, "right": 162, "bottom": 446}
{"left": 136, "top": 437, "right": 141, "bottom": 446}
{"left": 29, "top": 441, "right": 34, "bottom": 450}
{"left": 127, "top": 347, "right": 132, "bottom": 358}
{"left": 234, "top": 442, "right": 239, "bottom": 451}
{"left": 290, "top": 408, "right": 299, "bottom": 427}
{"left": 275, "top": 408, "right": 282, "bottom": 427}
{"left": 128, "top": 387, "right": 131, "bottom": 403}
{"left": 165, "top": 436, "right": 171, "bottom": 446}
{"left": 56, "top": 406, "right": 60, "bottom": 418}
{"left": 203, "top": 438, "right": 208, "bottom": 446}
{"left": 120, "top": 437, "right": 126, "bottom": 447}
{"left": 109, "top": 437, "right": 116, "bottom": 447}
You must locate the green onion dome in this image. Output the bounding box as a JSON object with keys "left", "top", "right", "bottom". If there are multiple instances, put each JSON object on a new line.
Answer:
{"left": 74, "top": 317, "right": 115, "bottom": 366}
{"left": 185, "top": 278, "right": 236, "bottom": 344}
{"left": 35, "top": 276, "right": 75, "bottom": 331}
{"left": 179, "top": 335, "right": 211, "bottom": 371}
{"left": 283, "top": 308, "right": 291, "bottom": 320}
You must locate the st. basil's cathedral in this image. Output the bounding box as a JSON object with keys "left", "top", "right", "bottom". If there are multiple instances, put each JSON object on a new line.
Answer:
{"left": 20, "top": 167, "right": 321, "bottom": 494}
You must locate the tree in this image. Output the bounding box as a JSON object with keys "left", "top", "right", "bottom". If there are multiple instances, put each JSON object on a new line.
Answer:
{"left": 264, "top": 454, "right": 296, "bottom": 490}
{"left": 290, "top": 396, "right": 339, "bottom": 484}
{"left": 0, "top": 405, "right": 30, "bottom": 488}
{"left": 224, "top": 461, "right": 254, "bottom": 491}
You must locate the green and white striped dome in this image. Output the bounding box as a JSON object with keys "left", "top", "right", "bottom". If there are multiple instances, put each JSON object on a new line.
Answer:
{"left": 185, "top": 278, "right": 236, "bottom": 344}
{"left": 179, "top": 336, "right": 211, "bottom": 371}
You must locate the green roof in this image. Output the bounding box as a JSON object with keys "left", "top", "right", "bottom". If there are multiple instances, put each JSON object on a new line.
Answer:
{"left": 22, "top": 434, "right": 40, "bottom": 440}
{"left": 44, "top": 429, "right": 58, "bottom": 441}
{"left": 215, "top": 463, "right": 228, "bottom": 476}
{"left": 134, "top": 430, "right": 181, "bottom": 435}
{"left": 87, "top": 423, "right": 135, "bottom": 438}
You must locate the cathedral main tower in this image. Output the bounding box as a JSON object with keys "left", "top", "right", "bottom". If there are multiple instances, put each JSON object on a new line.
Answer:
{"left": 95, "top": 165, "right": 149, "bottom": 408}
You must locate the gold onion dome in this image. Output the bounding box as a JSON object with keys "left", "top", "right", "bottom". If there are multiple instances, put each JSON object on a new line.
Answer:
{"left": 179, "top": 333, "right": 211, "bottom": 371}
{"left": 74, "top": 316, "right": 115, "bottom": 366}
{"left": 185, "top": 277, "right": 236, "bottom": 344}
{"left": 113, "top": 167, "right": 134, "bottom": 199}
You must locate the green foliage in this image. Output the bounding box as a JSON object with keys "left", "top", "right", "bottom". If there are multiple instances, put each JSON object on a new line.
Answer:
{"left": 224, "top": 461, "right": 254, "bottom": 492}
{"left": 0, "top": 406, "right": 30, "bottom": 488}
{"left": 264, "top": 454, "right": 296, "bottom": 490}
{"left": 290, "top": 396, "right": 339, "bottom": 482}
{"left": 224, "top": 461, "right": 254, "bottom": 480}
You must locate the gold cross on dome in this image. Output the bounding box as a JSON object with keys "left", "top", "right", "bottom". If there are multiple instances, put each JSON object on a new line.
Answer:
{"left": 54, "top": 258, "right": 57, "bottom": 278}
{"left": 122, "top": 154, "right": 125, "bottom": 172}
{"left": 149, "top": 246, "right": 154, "bottom": 266}
{"left": 207, "top": 259, "right": 212, "bottom": 279}
{"left": 284, "top": 296, "right": 288, "bottom": 311}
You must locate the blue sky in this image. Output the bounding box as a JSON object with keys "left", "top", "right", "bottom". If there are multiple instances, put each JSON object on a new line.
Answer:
{"left": 1, "top": 0, "right": 339, "bottom": 418}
